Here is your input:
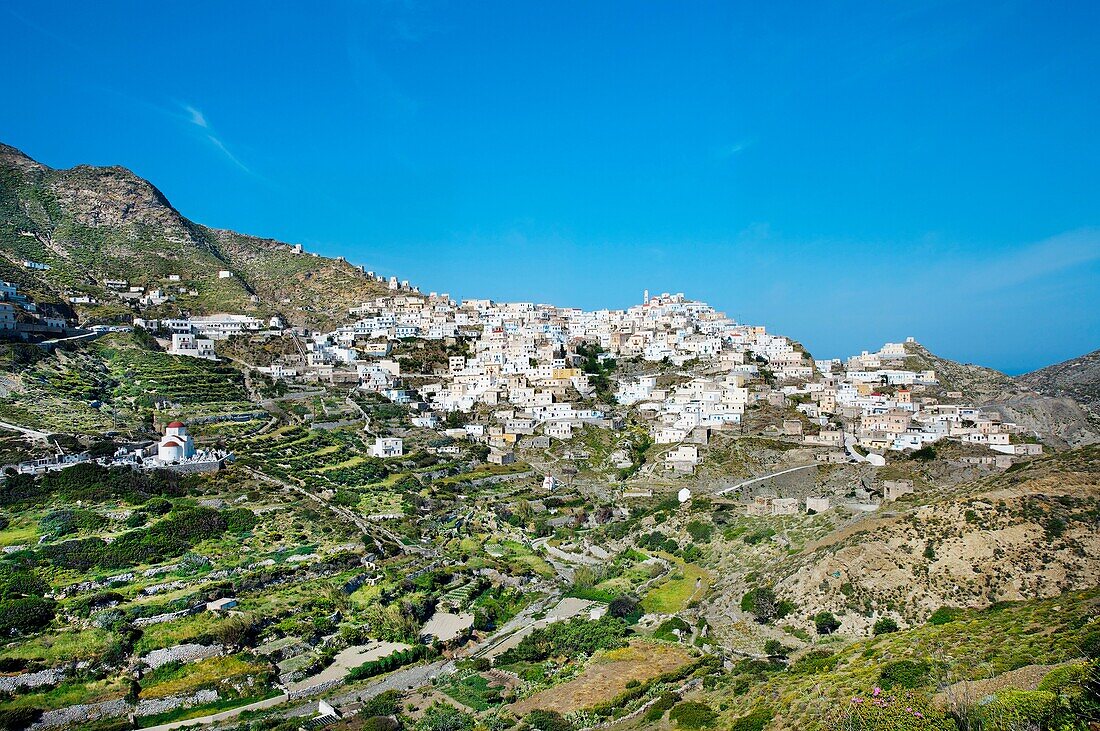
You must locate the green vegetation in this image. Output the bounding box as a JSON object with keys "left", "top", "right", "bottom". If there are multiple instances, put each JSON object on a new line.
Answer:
{"left": 498, "top": 617, "right": 628, "bottom": 664}
{"left": 668, "top": 700, "right": 718, "bottom": 728}
{"left": 346, "top": 645, "right": 433, "bottom": 682}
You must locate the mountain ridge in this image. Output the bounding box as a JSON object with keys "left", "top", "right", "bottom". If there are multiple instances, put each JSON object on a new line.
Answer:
{"left": 0, "top": 141, "right": 393, "bottom": 329}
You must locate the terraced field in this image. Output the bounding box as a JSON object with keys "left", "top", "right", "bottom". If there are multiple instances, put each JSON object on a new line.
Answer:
{"left": 0, "top": 333, "right": 253, "bottom": 434}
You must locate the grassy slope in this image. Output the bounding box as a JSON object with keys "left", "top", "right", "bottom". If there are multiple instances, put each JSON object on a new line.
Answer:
{"left": 696, "top": 588, "right": 1099, "bottom": 730}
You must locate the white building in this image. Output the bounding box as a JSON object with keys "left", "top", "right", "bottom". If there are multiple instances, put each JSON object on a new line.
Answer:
{"left": 157, "top": 422, "right": 196, "bottom": 463}
{"left": 370, "top": 437, "right": 404, "bottom": 458}
{"left": 169, "top": 333, "right": 217, "bottom": 360}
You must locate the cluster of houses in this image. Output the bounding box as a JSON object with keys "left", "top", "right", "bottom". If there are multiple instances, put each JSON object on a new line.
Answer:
{"left": 785, "top": 338, "right": 1041, "bottom": 458}
{"left": 246, "top": 290, "right": 772, "bottom": 467}
{"left": 142, "top": 288, "right": 1037, "bottom": 476}
{"left": 131, "top": 314, "right": 284, "bottom": 360}
{"left": 0, "top": 281, "right": 68, "bottom": 337}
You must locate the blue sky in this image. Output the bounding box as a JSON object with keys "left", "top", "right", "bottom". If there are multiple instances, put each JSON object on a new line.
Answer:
{"left": 1, "top": 1, "right": 1097, "bottom": 373}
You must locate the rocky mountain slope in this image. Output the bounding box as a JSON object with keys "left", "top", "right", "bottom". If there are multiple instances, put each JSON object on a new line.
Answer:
{"left": 904, "top": 340, "right": 1099, "bottom": 447}
{"left": 1017, "top": 348, "right": 1100, "bottom": 416}
{"left": 0, "top": 142, "right": 392, "bottom": 328}
{"left": 703, "top": 445, "right": 1100, "bottom": 647}
{"left": 902, "top": 340, "right": 1018, "bottom": 401}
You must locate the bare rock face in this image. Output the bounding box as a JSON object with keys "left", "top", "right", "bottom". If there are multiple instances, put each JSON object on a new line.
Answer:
{"left": 984, "top": 394, "right": 1099, "bottom": 448}
{"left": 1017, "top": 349, "right": 1100, "bottom": 416}
{"left": 48, "top": 165, "right": 186, "bottom": 231}
{"left": 0, "top": 142, "right": 45, "bottom": 171}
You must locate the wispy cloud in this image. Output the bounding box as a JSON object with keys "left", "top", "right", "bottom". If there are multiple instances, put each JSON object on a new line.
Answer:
{"left": 205, "top": 134, "right": 252, "bottom": 174}
{"left": 714, "top": 140, "right": 754, "bottom": 159}
{"left": 184, "top": 105, "right": 207, "bottom": 128}
{"left": 966, "top": 228, "right": 1100, "bottom": 292}
{"left": 179, "top": 102, "right": 254, "bottom": 175}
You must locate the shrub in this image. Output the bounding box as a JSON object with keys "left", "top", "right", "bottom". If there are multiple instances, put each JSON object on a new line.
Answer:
{"left": 730, "top": 707, "right": 774, "bottom": 731}
{"left": 742, "top": 586, "right": 789, "bottom": 623}
{"left": 910, "top": 445, "right": 936, "bottom": 461}
{"left": 653, "top": 616, "right": 691, "bottom": 642}
{"left": 0, "top": 570, "right": 49, "bottom": 599}
{"left": 879, "top": 659, "right": 930, "bottom": 690}
{"left": 223, "top": 508, "right": 258, "bottom": 533}
{"left": 414, "top": 702, "right": 474, "bottom": 731}
{"left": 360, "top": 689, "right": 403, "bottom": 717}
{"left": 685, "top": 520, "right": 713, "bottom": 542}
{"left": 360, "top": 717, "right": 400, "bottom": 731}
{"left": 827, "top": 690, "right": 955, "bottom": 730}
{"left": 0, "top": 596, "right": 56, "bottom": 634}
{"left": 1036, "top": 662, "right": 1088, "bottom": 693}
{"left": 347, "top": 645, "right": 432, "bottom": 681}
{"left": 928, "top": 607, "right": 961, "bottom": 626}
{"left": 669, "top": 701, "right": 718, "bottom": 729}
{"left": 0, "top": 707, "right": 42, "bottom": 731}
{"left": 791, "top": 649, "right": 838, "bottom": 675}
{"left": 643, "top": 692, "right": 679, "bottom": 721}
{"left": 1079, "top": 629, "right": 1100, "bottom": 659}
{"left": 763, "top": 639, "right": 789, "bottom": 657}
{"left": 872, "top": 617, "right": 899, "bottom": 635}
{"left": 524, "top": 709, "right": 571, "bottom": 731}
{"left": 976, "top": 689, "right": 1057, "bottom": 730}
{"left": 814, "top": 611, "right": 841, "bottom": 635}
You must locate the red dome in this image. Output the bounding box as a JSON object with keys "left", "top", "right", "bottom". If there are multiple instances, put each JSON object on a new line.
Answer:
{"left": 166, "top": 421, "right": 185, "bottom": 428}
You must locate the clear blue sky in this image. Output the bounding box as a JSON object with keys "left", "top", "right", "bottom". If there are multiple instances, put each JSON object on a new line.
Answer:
{"left": 2, "top": 1, "right": 1097, "bottom": 373}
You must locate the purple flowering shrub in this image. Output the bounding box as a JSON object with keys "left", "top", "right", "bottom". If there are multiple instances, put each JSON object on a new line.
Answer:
{"left": 827, "top": 688, "right": 957, "bottom": 731}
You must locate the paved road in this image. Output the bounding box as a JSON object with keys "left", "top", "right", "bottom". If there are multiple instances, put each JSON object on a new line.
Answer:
{"left": 714, "top": 463, "right": 817, "bottom": 496}
{"left": 0, "top": 419, "right": 50, "bottom": 441}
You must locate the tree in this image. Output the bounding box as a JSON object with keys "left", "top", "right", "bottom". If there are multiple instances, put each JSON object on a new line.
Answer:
{"left": 814, "top": 611, "right": 841, "bottom": 635}
{"left": 872, "top": 617, "right": 899, "bottom": 635}
{"left": 741, "top": 586, "right": 778, "bottom": 623}
{"left": 514, "top": 499, "right": 534, "bottom": 524}
{"left": 608, "top": 594, "right": 640, "bottom": 619}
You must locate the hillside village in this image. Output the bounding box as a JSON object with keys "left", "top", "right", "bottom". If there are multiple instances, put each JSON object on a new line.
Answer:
{"left": 0, "top": 144, "right": 1097, "bottom": 731}
{"left": 110, "top": 279, "right": 1047, "bottom": 492}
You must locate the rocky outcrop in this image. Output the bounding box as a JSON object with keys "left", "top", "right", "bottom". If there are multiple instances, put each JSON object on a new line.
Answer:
{"left": 774, "top": 470, "right": 1100, "bottom": 633}
{"left": 984, "top": 394, "right": 1099, "bottom": 447}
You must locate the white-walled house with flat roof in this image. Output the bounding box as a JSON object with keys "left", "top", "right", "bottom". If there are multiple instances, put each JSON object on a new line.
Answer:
{"left": 370, "top": 437, "right": 403, "bottom": 458}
